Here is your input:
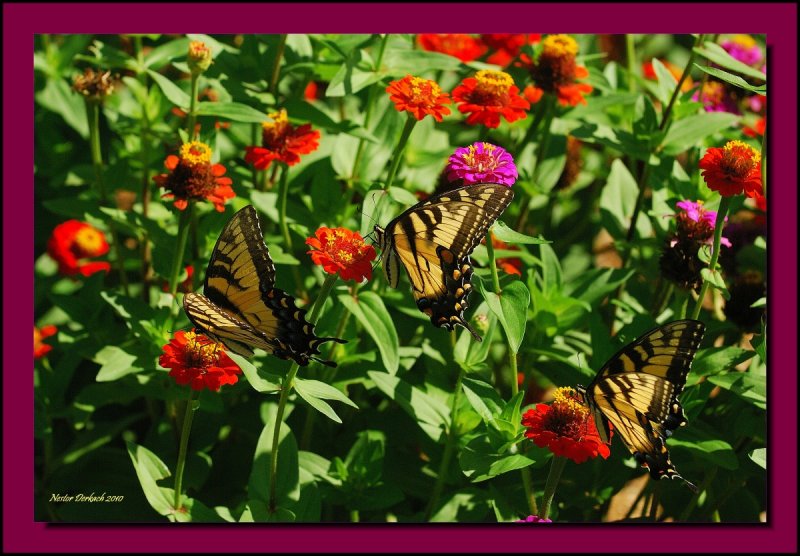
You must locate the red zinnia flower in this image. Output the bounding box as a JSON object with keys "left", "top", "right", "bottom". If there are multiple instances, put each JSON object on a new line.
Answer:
{"left": 46, "top": 220, "right": 111, "bottom": 277}
{"left": 452, "top": 70, "right": 529, "bottom": 128}
{"left": 522, "top": 34, "right": 593, "bottom": 107}
{"left": 699, "top": 140, "right": 763, "bottom": 198}
{"left": 245, "top": 109, "right": 321, "bottom": 171}
{"left": 153, "top": 141, "right": 235, "bottom": 212}
{"left": 480, "top": 34, "right": 541, "bottom": 67}
{"left": 306, "top": 227, "right": 377, "bottom": 282}
{"left": 417, "top": 34, "right": 486, "bottom": 62}
{"left": 386, "top": 75, "right": 452, "bottom": 122}
{"left": 159, "top": 330, "right": 242, "bottom": 392}
{"left": 34, "top": 325, "right": 58, "bottom": 359}
{"left": 521, "top": 387, "right": 611, "bottom": 464}
{"left": 742, "top": 117, "right": 766, "bottom": 138}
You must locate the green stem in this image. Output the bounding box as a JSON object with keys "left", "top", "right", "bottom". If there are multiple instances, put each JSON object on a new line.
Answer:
{"left": 276, "top": 164, "right": 306, "bottom": 299}
{"left": 484, "top": 231, "right": 502, "bottom": 294}
{"left": 187, "top": 73, "right": 200, "bottom": 139}
{"left": 658, "top": 34, "right": 705, "bottom": 132}
{"left": 268, "top": 273, "right": 339, "bottom": 513}
{"left": 251, "top": 123, "right": 261, "bottom": 191}
{"left": 87, "top": 100, "right": 129, "bottom": 296}
{"left": 167, "top": 202, "right": 194, "bottom": 322}
{"left": 760, "top": 130, "right": 767, "bottom": 198}
{"left": 350, "top": 34, "right": 389, "bottom": 186}
{"left": 269, "top": 34, "right": 288, "bottom": 96}
{"left": 424, "top": 366, "right": 465, "bottom": 521}
{"left": 625, "top": 34, "right": 637, "bottom": 93}
{"left": 137, "top": 36, "right": 153, "bottom": 303}
{"left": 515, "top": 96, "right": 556, "bottom": 231}
{"left": 648, "top": 481, "right": 661, "bottom": 522}
{"left": 520, "top": 466, "right": 538, "bottom": 516}
{"left": 539, "top": 455, "right": 568, "bottom": 520}
{"left": 690, "top": 196, "right": 731, "bottom": 320}
{"left": 350, "top": 509, "right": 360, "bottom": 523}
{"left": 678, "top": 466, "right": 717, "bottom": 521}
{"left": 173, "top": 389, "right": 199, "bottom": 514}
{"left": 384, "top": 115, "right": 417, "bottom": 191}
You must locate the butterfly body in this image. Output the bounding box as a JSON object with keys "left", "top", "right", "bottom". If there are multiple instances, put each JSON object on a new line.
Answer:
{"left": 374, "top": 183, "right": 514, "bottom": 341}
{"left": 183, "top": 205, "right": 345, "bottom": 367}
{"left": 577, "top": 319, "right": 705, "bottom": 491}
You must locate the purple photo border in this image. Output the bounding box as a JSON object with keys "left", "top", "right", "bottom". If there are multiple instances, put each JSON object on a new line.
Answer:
{"left": 8, "top": 2, "right": 796, "bottom": 553}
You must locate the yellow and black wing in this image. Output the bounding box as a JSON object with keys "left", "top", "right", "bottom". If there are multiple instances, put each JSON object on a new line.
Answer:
{"left": 582, "top": 320, "right": 705, "bottom": 491}
{"left": 183, "top": 205, "right": 345, "bottom": 367}
{"left": 374, "top": 183, "right": 514, "bottom": 341}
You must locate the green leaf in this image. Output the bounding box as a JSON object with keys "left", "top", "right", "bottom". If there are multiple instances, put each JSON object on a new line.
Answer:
{"left": 35, "top": 78, "right": 89, "bottom": 138}
{"left": 600, "top": 159, "right": 651, "bottom": 240}
{"left": 491, "top": 220, "right": 549, "bottom": 245}
{"left": 94, "top": 346, "right": 143, "bottom": 381}
{"left": 460, "top": 436, "right": 535, "bottom": 482}
{"left": 706, "top": 371, "right": 766, "bottom": 409}
{"left": 367, "top": 371, "right": 449, "bottom": 440}
{"left": 748, "top": 448, "right": 766, "bottom": 469}
{"left": 143, "top": 37, "right": 191, "bottom": 70}
{"left": 383, "top": 48, "right": 463, "bottom": 74}
{"left": 248, "top": 411, "right": 299, "bottom": 505}
{"left": 566, "top": 268, "right": 635, "bottom": 306}
{"left": 481, "top": 281, "right": 529, "bottom": 353}
{"left": 689, "top": 346, "right": 755, "bottom": 383}
{"left": 339, "top": 292, "right": 399, "bottom": 375}
{"left": 294, "top": 377, "right": 358, "bottom": 423}
{"left": 668, "top": 428, "right": 738, "bottom": 470}
{"left": 661, "top": 112, "right": 740, "bottom": 155}
{"left": 693, "top": 64, "right": 766, "bottom": 95}
{"left": 461, "top": 378, "right": 504, "bottom": 423}
{"left": 228, "top": 352, "right": 281, "bottom": 393}
{"left": 126, "top": 441, "right": 174, "bottom": 517}
{"left": 701, "top": 268, "right": 730, "bottom": 299}
{"left": 650, "top": 58, "right": 679, "bottom": 106}
{"left": 694, "top": 42, "right": 767, "bottom": 82}
{"left": 146, "top": 69, "right": 190, "bottom": 108}
{"left": 195, "top": 101, "right": 269, "bottom": 123}
{"left": 538, "top": 242, "right": 562, "bottom": 292}
{"left": 453, "top": 302, "right": 497, "bottom": 371}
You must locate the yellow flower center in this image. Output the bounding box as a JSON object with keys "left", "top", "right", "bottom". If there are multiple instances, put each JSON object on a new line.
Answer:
{"left": 542, "top": 34, "right": 579, "bottom": 57}
{"left": 337, "top": 250, "right": 353, "bottom": 263}
{"left": 184, "top": 331, "right": 219, "bottom": 369}
{"left": 474, "top": 70, "right": 514, "bottom": 95}
{"left": 461, "top": 143, "right": 499, "bottom": 172}
{"left": 264, "top": 108, "right": 289, "bottom": 131}
{"left": 180, "top": 141, "right": 213, "bottom": 165}
{"left": 74, "top": 226, "right": 105, "bottom": 255}
{"left": 724, "top": 140, "right": 761, "bottom": 165}
{"left": 731, "top": 34, "right": 756, "bottom": 49}
{"left": 189, "top": 41, "right": 210, "bottom": 58}
{"left": 408, "top": 76, "right": 442, "bottom": 102}
{"left": 552, "top": 386, "right": 589, "bottom": 416}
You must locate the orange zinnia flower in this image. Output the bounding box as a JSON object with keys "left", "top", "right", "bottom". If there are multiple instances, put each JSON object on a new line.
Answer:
{"left": 642, "top": 59, "right": 693, "bottom": 92}
{"left": 46, "top": 220, "right": 111, "bottom": 277}
{"left": 521, "top": 387, "right": 611, "bottom": 464}
{"left": 487, "top": 233, "right": 523, "bottom": 276}
{"left": 522, "top": 34, "right": 593, "bottom": 107}
{"left": 480, "top": 34, "right": 541, "bottom": 67}
{"left": 699, "top": 140, "right": 763, "bottom": 198}
{"left": 306, "top": 227, "right": 377, "bottom": 282}
{"left": 34, "top": 325, "right": 58, "bottom": 359}
{"left": 159, "top": 330, "right": 242, "bottom": 392}
{"left": 452, "top": 70, "right": 529, "bottom": 128}
{"left": 245, "top": 109, "right": 321, "bottom": 171}
{"left": 153, "top": 141, "right": 235, "bottom": 212}
{"left": 386, "top": 75, "right": 452, "bottom": 122}
{"left": 417, "top": 34, "right": 486, "bottom": 62}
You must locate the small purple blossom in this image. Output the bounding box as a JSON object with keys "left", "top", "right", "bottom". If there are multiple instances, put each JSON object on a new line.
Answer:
{"left": 693, "top": 81, "right": 740, "bottom": 115}
{"left": 721, "top": 35, "right": 763, "bottom": 66}
{"left": 446, "top": 142, "right": 518, "bottom": 187}
{"left": 516, "top": 515, "right": 553, "bottom": 523}
{"left": 674, "top": 200, "right": 732, "bottom": 248}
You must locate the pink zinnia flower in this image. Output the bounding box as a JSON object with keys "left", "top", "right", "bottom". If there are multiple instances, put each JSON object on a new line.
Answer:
{"left": 721, "top": 35, "right": 763, "bottom": 67}
{"left": 445, "top": 142, "right": 518, "bottom": 187}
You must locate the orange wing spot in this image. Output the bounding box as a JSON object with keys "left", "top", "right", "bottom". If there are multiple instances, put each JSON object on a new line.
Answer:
{"left": 450, "top": 316, "right": 460, "bottom": 322}
{"left": 463, "top": 283, "right": 472, "bottom": 291}
{"left": 455, "top": 288, "right": 464, "bottom": 297}
{"left": 461, "top": 264, "right": 470, "bottom": 273}
{"left": 423, "top": 308, "right": 434, "bottom": 317}
{"left": 452, "top": 270, "right": 462, "bottom": 280}
{"left": 454, "top": 303, "right": 462, "bottom": 312}
{"left": 440, "top": 250, "right": 454, "bottom": 264}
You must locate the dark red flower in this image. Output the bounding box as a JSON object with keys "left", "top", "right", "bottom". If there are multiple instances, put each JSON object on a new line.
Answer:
{"left": 46, "top": 220, "right": 111, "bottom": 277}
{"left": 521, "top": 387, "right": 611, "bottom": 464}
{"left": 244, "top": 109, "right": 321, "bottom": 170}
{"left": 417, "top": 34, "right": 487, "bottom": 62}
{"left": 306, "top": 227, "right": 377, "bottom": 282}
{"left": 159, "top": 330, "right": 242, "bottom": 392}
{"left": 34, "top": 325, "right": 58, "bottom": 359}
{"left": 452, "top": 70, "right": 529, "bottom": 128}
{"left": 699, "top": 140, "right": 763, "bottom": 198}
{"left": 153, "top": 141, "right": 235, "bottom": 212}
{"left": 522, "top": 34, "right": 593, "bottom": 107}
{"left": 386, "top": 75, "right": 452, "bottom": 122}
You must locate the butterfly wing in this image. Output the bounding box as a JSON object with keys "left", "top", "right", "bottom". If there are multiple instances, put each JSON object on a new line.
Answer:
{"left": 187, "top": 205, "right": 345, "bottom": 367}
{"left": 377, "top": 184, "right": 514, "bottom": 341}
{"left": 585, "top": 320, "right": 705, "bottom": 490}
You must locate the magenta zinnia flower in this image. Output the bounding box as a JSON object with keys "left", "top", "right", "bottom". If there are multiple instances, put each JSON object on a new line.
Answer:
{"left": 445, "top": 142, "right": 518, "bottom": 187}
{"left": 721, "top": 35, "right": 763, "bottom": 67}
{"left": 516, "top": 515, "right": 553, "bottom": 523}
